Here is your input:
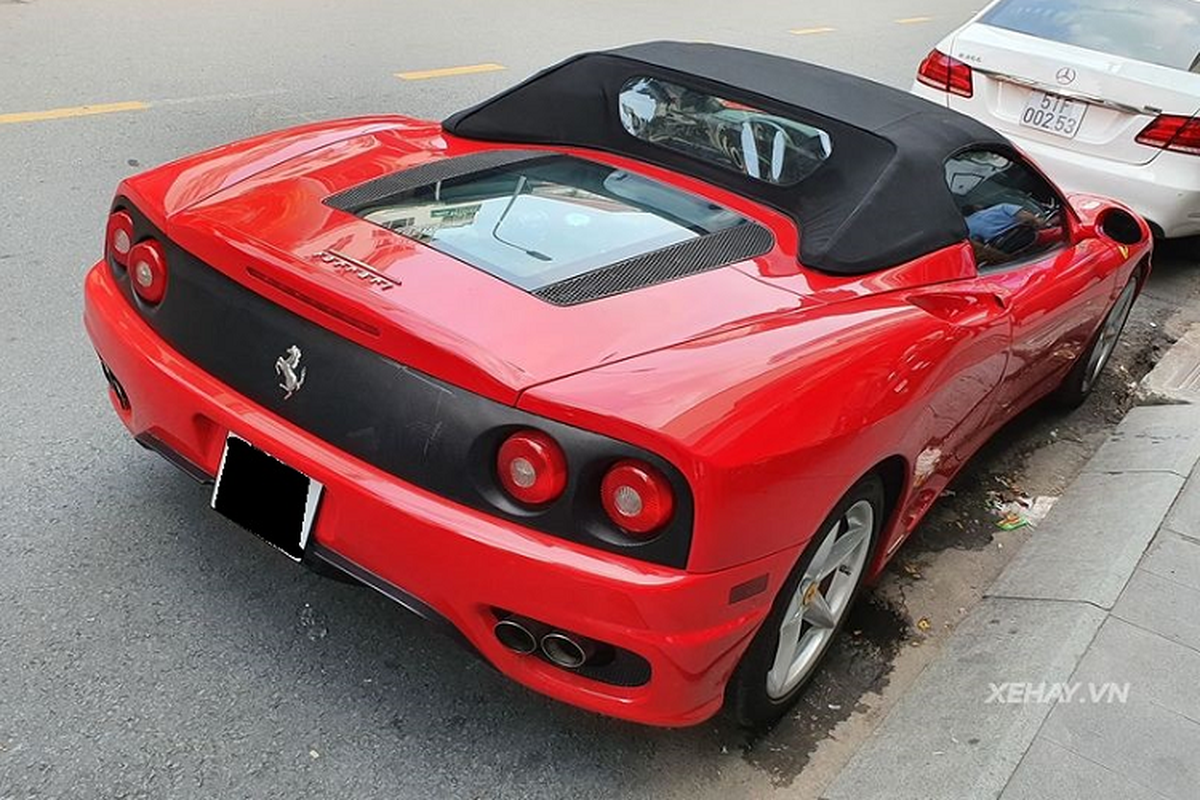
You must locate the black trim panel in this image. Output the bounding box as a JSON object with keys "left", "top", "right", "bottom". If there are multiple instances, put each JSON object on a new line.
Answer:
{"left": 135, "top": 433, "right": 213, "bottom": 484}
{"left": 109, "top": 200, "right": 695, "bottom": 568}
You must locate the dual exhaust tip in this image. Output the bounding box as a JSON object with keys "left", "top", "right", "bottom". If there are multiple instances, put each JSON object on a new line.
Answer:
{"left": 494, "top": 617, "right": 595, "bottom": 669}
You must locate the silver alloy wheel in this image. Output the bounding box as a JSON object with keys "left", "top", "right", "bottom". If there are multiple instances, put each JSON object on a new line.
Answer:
{"left": 766, "top": 499, "right": 874, "bottom": 699}
{"left": 1082, "top": 280, "right": 1137, "bottom": 394}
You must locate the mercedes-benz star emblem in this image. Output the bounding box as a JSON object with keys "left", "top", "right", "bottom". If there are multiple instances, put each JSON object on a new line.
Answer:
{"left": 275, "top": 345, "right": 306, "bottom": 400}
{"left": 1056, "top": 67, "right": 1077, "bottom": 85}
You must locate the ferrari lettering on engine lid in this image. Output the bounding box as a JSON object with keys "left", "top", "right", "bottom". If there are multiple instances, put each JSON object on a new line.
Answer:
{"left": 311, "top": 250, "right": 398, "bottom": 292}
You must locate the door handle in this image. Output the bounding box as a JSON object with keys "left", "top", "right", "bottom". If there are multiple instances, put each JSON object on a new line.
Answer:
{"left": 908, "top": 291, "right": 1008, "bottom": 327}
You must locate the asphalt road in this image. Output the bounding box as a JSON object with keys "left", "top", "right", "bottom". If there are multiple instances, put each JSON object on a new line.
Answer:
{"left": 1, "top": 2, "right": 1198, "bottom": 798}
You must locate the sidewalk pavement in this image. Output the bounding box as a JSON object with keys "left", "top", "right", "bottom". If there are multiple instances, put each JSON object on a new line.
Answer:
{"left": 823, "top": 400, "right": 1200, "bottom": 800}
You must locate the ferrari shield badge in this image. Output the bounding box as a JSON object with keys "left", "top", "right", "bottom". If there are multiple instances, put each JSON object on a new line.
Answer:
{"left": 275, "top": 345, "right": 307, "bottom": 400}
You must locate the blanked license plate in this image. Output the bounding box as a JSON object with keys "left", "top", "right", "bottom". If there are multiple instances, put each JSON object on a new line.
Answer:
{"left": 1020, "top": 90, "right": 1087, "bottom": 139}
{"left": 211, "top": 436, "right": 323, "bottom": 560}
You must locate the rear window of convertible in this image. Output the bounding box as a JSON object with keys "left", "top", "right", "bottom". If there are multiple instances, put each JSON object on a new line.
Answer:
{"left": 980, "top": 0, "right": 1200, "bottom": 72}
{"left": 618, "top": 77, "right": 833, "bottom": 185}
{"left": 343, "top": 155, "right": 756, "bottom": 291}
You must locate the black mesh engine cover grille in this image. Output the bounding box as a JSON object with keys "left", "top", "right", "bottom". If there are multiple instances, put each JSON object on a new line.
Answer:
{"left": 533, "top": 222, "right": 774, "bottom": 306}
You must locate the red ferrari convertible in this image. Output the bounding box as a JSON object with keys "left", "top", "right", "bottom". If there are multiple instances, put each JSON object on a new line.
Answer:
{"left": 84, "top": 43, "right": 1151, "bottom": 727}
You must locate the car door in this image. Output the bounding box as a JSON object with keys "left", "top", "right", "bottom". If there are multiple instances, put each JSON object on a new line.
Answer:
{"left": 943, "top": 148, "right": 1119, "bottom": 418}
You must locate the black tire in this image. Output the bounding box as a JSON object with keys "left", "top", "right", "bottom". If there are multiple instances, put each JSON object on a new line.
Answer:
{"left": 726, "top": 474, "right": 885, "bottom": 728}
{"left": 1053, "top": 273, "right": 1140, "bottom": 409}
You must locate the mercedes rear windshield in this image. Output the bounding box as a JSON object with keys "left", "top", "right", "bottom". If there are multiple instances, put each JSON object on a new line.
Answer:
{"left": 338, "top": 155, "right": 755, "bottom": 292}
{"left": 980, "top": 0, "right": 1200, "bottom": 72}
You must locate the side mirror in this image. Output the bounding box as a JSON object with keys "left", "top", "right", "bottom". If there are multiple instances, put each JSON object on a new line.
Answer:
{"left": 1097, "top": 207, "right": 1145, "bottom": 246}
{"left": 1068, "top": 195, "right": 1149, "bottom": 246}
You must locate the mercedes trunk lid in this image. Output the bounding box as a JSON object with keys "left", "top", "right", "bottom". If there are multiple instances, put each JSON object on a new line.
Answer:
{"left": 950, "top": 14, "right": 1200, "bottom": 166}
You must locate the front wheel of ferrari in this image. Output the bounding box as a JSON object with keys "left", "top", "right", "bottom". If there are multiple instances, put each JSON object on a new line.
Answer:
{"left": 1054, "top": 273, "right": 1140, "bottom": 409}
{"left": 727, "top": 474, "right": 884, "bottom": 728}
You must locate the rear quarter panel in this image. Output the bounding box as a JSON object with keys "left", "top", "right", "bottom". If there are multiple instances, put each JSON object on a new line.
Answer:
{"left": 519, "top": 291, "right": 1009, "bottom": 575}
{"left": 117, "top": 115, "right": 439, "bottom": 227}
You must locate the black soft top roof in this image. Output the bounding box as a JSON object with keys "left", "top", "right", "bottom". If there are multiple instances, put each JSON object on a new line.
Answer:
{"left": 443, "top": 41, "right": 1011, "bottom": 275}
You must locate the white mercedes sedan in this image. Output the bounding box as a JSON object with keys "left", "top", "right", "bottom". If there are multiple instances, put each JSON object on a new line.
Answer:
{"left": 911, "top": 0, "right": 1200, "bottom": 239}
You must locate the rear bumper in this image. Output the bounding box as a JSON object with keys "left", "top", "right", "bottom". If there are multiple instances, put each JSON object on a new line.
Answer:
{"left": 83, "top": 261, "right": 794, "bottom": 726}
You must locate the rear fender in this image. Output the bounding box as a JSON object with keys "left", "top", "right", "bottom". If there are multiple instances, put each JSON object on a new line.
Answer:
{"left": 520, "top": 293, "right": 1005, "bottom": 574}
{"left": 117, "top": 115, "right": 438, "bottom": 227}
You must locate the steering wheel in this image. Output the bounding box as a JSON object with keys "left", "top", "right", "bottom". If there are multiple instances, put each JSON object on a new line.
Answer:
{"left": 988, "top": 223, "right": 1038, "bottom": 255}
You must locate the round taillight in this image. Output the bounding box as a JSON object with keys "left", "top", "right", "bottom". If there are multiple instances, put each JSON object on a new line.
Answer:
{"left": 106, "top": 211, "right": 135, "bottom": 266}
{"left": 128, "top": 239, "right": 167, "bottom": 304}
{"left": 601, "top": 460, "right": 674, "bottom": 537}
{"left": 496, "top": 429, "right": 568, "bottom": 505}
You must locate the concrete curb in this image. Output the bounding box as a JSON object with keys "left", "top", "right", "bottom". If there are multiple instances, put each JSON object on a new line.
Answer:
{"left": 1140, "top": 323, "right": 1200, "bottom": 405}
{"left": 822, "top": 403, "right": 1200, "bottom": 800}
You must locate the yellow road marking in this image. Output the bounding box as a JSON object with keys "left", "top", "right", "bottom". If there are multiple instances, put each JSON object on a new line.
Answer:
{"left": 895, "top": 16, "right": 935, "bottom": 24}
{"left": 0, "top": 100, "right": 149, "bottom": 125}
{"left": 395, "top": 63, "right": 506, "bottom": 81}
{"left": 790, "top": 26, "right": 837, "bottom": 35}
